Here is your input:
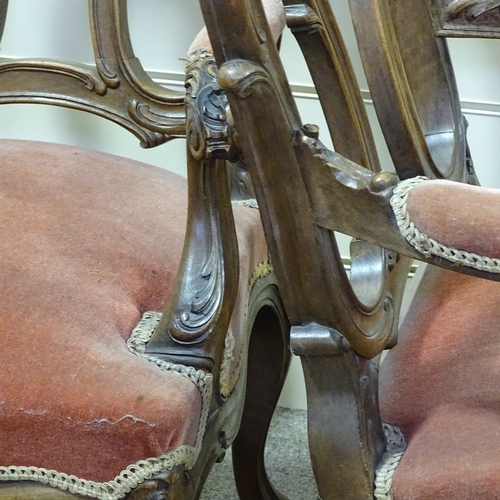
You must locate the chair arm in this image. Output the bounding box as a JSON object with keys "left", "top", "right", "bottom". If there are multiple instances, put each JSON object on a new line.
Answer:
{"left": 391, "top": 176, "right": 500, "bottom": 274}
{"left": 144, "top": 56, "right": 240, "bottom": 388}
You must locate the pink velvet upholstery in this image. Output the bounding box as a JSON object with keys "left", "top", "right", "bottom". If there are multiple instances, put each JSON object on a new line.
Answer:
{"left": 406, "top": 179, "right": 500, "bottom": 260}
{"left": 0, "top": 139, "right": 266, "bottom": 487}
{"left": 380, "top": 264, "right": 500, "bottom": 499}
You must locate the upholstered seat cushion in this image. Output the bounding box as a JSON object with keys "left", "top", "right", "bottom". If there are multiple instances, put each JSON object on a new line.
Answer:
{"left": 380, "top": 265, "right": 500, "bottom": 499}
{"left": 0, "top": 139, "right": 266, "bottom": 496}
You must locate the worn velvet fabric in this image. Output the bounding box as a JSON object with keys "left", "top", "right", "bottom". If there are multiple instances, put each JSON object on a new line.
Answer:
{"left": 0, "top": 139, "right": 266, "bottom": 484}
{"left": 405, "top": 179, "right": 500, "bottom": 259}
{"left": 380, "top": 264, "right": 500, "bottom": 499}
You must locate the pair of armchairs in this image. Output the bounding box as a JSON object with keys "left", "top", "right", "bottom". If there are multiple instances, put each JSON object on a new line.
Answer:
{"left": 2, "top": 0, "right": 500, "bottom": 499}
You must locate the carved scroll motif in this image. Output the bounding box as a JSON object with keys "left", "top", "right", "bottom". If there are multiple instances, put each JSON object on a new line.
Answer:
{"left": 285, "top": 3, "right": 323, "bottom": 35}
{"left": 446, "top": 0, "right": 500, "bottom": 20}
{"left": 185, "top": 52, "right": 238, "bottom": 162}
{"left": 0, "top": 60, "right": 109, "bottom": 96}
{"left": 432, "top": 0, "right": 500, "bottom": 35}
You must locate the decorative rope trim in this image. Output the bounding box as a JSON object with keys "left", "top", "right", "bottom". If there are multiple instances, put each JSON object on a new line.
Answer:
{"left": 249, "top": 257, "right": 274, "bottom": 291}
{"left": 374, "top": 424, "right": 407, "bottom": 500}
{"left": 391, "top": 176, "right": 500, "bottom": 273}
{"left": 0, "top": 312, "right": 212, "bottom": 500}
{"left": 232, "top": 198, "right": 259, "bottom": 209}
{"left": 219, "top": 327, "right": 237, "bottom": 398}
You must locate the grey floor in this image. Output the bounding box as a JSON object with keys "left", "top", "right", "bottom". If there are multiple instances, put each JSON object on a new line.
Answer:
{"left": 200, "top": 407, "right": 318, "bottom": 500}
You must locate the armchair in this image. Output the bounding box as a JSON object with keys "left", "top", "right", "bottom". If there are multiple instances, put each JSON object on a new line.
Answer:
{"left": 197, "top": 0, "right": 500, "bottom": 498}
{"left": 0, "top": 1, "right": 291, "bottom": 499}
{"left": 349, "top": 1, "right": 500, "bottom": 498}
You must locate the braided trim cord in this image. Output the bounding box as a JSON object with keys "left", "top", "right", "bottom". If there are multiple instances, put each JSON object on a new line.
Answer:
{"left": 219, "top": 327, "right": 238, "bottom": 398}
{"left": 391, "top": 176, "right": 500, "bottom": 273}
{"left": 374, "top": 424, "right": 407, "bottom": 500}
{"left": 0, "top": 312, "right": 212, "bottom": 500}
{"left": 249, "top": 258, "right": 274, "bottom": 291}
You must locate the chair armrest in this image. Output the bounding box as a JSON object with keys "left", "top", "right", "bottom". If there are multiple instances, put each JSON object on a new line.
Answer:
{"left": 392, "top": 176, "right": 500, "bottom": 274}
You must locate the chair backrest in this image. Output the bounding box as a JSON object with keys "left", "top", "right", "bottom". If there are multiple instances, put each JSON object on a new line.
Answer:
{"left": 348, "top": 0, "right": 498, "bottom": 185}
{"left": 0, "top": 1, "right": 187, "bottom": 144}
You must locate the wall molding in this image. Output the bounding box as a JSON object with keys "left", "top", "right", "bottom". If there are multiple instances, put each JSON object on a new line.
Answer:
{"left": 0, "top": 55, "right": 496, "bottom": 119}
{"left": 150, "top": 69, "right": 500, "bottom": 119}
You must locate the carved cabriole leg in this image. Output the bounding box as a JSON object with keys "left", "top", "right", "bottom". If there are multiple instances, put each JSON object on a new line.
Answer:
{"left": 232, "top": 271, "right": 291, "bottom": 500}
{"left": 291, "top": 323, "right": 385, "bottom": 500}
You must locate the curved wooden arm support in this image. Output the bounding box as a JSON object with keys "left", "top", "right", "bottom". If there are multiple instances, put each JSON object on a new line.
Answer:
{"left": 216, "top": 55, "right": 405, "bottom": 359}
{"left": 145, "top": 56, "right": 240, "bottom": 399}
{"left": 299, "top": 130, "right": 500, "bottom": 284}
{"left": 291, "top": 322, "right": 385, "bottom": 500}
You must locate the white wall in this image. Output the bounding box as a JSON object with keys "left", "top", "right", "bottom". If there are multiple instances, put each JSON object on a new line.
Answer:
{"left": 1, "top": 0, "right": 499, "bottom": 410}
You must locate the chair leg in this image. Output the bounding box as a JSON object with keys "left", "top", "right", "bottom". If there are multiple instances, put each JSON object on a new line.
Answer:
{"left": 292, "top": 323, "right": 385, "bottom": 500}
{"left": 232, "top": 273, "right": 291, "bottom": 500}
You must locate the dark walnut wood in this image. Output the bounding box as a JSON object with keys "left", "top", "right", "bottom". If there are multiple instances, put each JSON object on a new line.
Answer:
{"left": 5, "top": 0, "right": 500, "bottom": 498}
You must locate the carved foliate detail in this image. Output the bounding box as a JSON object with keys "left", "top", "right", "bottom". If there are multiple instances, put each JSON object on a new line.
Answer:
{"left": 446, "top": 0, "right": 500, "bottom": 20}
{"left": 185, "top": 52, "right": 238, "bottom": 161}
{"left": 433, "top": 0, "right": 500, "bottom": 34}
{"left": 0, "top": 60, "right": 109, "bottom": 96}
{"left": 147, "top": 57, "right": 240, "bottom": 347}
{"left": 173, "top": 225, "right": 225, "bottom": 338}
{"left": 162, "top": 152, "right": 238, "bottom": 346}
{"left": 285, "top": 4, "right": 323, "bottom": 35}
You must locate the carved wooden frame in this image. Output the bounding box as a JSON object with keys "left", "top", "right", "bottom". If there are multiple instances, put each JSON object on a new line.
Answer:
{"left": 198, "top": 0, "right": 500, "bottom": 498}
